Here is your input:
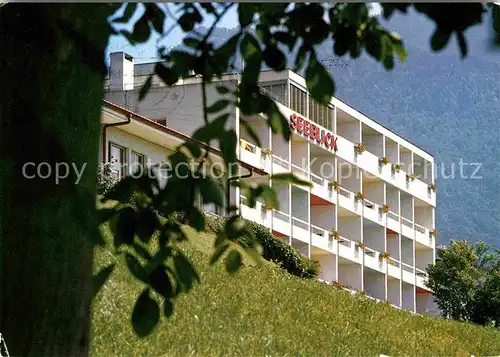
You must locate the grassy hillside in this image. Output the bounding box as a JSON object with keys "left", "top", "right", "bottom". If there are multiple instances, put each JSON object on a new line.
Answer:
{"left": 91, "top": 226, "right": 500, "bottom": 357}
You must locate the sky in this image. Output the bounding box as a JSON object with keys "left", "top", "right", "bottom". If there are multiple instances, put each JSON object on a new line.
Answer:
{"left": 106, "top": 3, "right": 382, "bottom": 65}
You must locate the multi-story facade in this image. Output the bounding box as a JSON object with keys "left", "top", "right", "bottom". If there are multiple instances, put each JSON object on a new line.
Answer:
{"left": 102, "top": 52, "right": 439, "bottom": 315}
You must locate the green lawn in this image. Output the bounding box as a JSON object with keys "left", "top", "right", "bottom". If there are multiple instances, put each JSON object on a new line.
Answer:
{"left": 91, "top": 226, "right": 500, "bottom": 357}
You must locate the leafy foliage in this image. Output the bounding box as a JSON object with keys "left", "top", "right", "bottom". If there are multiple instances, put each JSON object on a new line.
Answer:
{"left": 98, "top": 2, "right": 500, "bottom": 337}
{"left": 96, "top": 163, "right": 119, "bottom": 195}
{"left": 426, "top": 240, "right": 500, "bottom": 327}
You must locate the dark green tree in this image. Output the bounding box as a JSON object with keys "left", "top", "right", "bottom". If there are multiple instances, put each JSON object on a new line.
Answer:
{"left": 426, "top": 240, "right": 500, "bottom": 326}
{"left": 0, "top": 3, "right": 499, "bottom": 356}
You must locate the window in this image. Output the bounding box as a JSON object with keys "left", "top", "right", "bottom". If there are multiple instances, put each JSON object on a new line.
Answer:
{"left": 108, "top": 142, "right": 126, "bottom": 178}
{"left": 259, "top": 83, "right": 286, "bottom": 106}
{"left": 308, "top": 96, "right": 333, "bottom": 130}
{"left": 290, "top": 84, "right": 307, "bottom": 116}
{"left": 130, "top": 151, "right": 145, "bottom": 176}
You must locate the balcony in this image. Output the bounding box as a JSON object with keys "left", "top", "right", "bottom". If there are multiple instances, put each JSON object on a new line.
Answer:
{"left": 273, "top": 102, "right": 436, "bottom": 206}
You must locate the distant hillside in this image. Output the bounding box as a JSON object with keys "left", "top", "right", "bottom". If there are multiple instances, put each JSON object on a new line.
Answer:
{"left": 179, "top": 11, "right": 500, "bottom": 247}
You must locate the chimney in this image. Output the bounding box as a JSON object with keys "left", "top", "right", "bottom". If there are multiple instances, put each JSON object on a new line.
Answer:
{"left": 109, "top": 52, "right": 134, "bottom": 91}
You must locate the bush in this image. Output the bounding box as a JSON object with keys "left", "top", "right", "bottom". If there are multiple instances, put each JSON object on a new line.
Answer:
{"left": 203, "top": 214, "right": 320, "bottom": 279}
{"left": 96, "top": 163, "right": 119, "bottom": 195}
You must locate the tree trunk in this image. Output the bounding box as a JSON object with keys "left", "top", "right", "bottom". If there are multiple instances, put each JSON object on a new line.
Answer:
{"left": 0, "top": 4, "right": 114, "bottom": 356}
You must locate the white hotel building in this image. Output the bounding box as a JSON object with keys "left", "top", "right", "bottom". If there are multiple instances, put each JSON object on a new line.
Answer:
{"left": 101, "top": 52, "right": 439, "bottom": 315}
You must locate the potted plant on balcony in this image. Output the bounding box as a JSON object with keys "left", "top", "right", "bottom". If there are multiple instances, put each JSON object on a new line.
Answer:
{"left": 262, "top": 203, "right": 273, "bottom": 212}
{"left": 356, "top": 241, "right": 367, "bottom": 250}
{"left": 354, "top": 142, "right": 365, "bottom": 155}
{"left": 391, "top": 163, "right": 401, "bottom": 173}
{"left": 261, "top": 148, "right": 273, "bottom": 158}
{"left": 428, "top": 183, "right": 437, "bottom": 193}
{"left": 329, "top": 230, "right": 340, "bottom": 240}
{"left": 379, "top": 252, "right": 391, "bottom": 261}
{"left": 328, "top": 180, "right": 340, "bottom": 193}
{"left": 429, "top": 229, "right": 439, "bottom": 239}
{"left": 406, "top": 173, "right": 417, "bottom": 182}
{"left": 354, "top": 192, "right": 365, "bottom": 202}
{"left": 378, "top": 156, "right": 389, "bottom": 166}
{"left": 379, "top": 204, "right": 390, "bottom": 214}
{"left": 333, "top": 281, "right": 343, "bottom": 289}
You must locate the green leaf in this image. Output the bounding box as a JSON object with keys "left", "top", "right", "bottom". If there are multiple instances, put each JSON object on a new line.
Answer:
{"left": 187, "top": 208, "right": 205, "bottom": 232}
{"left": 125, "top": 253, "right": 149, "bottom": 284}
{"left": 210, "top": 242, "right": 229, "bottom": 265}
{"left": 163, "top": 299, "right": 174, "bottom": 317}
{"left": 391, "top": 35, "right": 407, "bottom": 62}
{"left": 92, "top": 264, "right": 115, "bottom": 300}
{"left": 173, "top": 250, "right": 200, "bottom": 291}
{"left": 263, "top": 46, "right": 287, "bottom": 71}
{"left": 148, "top": 266, "right": 173, "bottom": 298}
{"left": 133, "top": 242, "right": 152, "bottom": 260}
{"left": 430, "top": 29, "right": 451, "bottom": 52}
{"left": 145, "top": 4, "right": 165, "bottom": 34}
{"left": 132, "top": 289, "right": 160, "bottom": 337}
{"left": 183, "top": 36, "right": 200, "bottom": 49}
{"left": 114, "top": 207, "right": 136, "bottom": 248}
{"left": 130, "top": 15, "right": 151, "bottom": 44}
{"left": 96, "top": 207, "right": 117, "bottom": 225}
{"left": 206, "top": 100, "right": 230, "bottom": 114}
{"left": 192, "top": 114, "right": 230, "bottom": 142}
{"left": 267, "top": 102, "right": 291, "bottom": 141}
{"left": 225, "top": 250, "right": 242, "bottom": 273}
{"left": 259, "top": 185, "right": 279, "bottom": 210}
{"left": 155, "top": 63, "right": 179, "bottom": 86}
{"left": 219, "top": 130, "right": 238, "bottom": 166}
{"left": 139, "top": 76, "right": 152, "bottom": 101}
{"left": 271, "top": 173, "right": 312, "bottom": 187}
{"left": 113, "top": 3, "right": 138, "bottom": 23}
{"left": 305, "top": 54, "right": 335, "bottom": 104}
{"left": 238, "top": 4, "right": 254, "bottom": 27}
{"left": 216, "top": 85, "right": 230, "bottom": 94}
{"left": 382, "top": 53, "right": 394, "bottom": 70}
{"left": 136, "top": 208, "right": 158, "bottom": 243}
{"left": 240, "top": 119, "right": 262, "bottom": 147}
{"left": 456, "top": 32, "right": 468, "bottom": 58}
{"left": 200, "top": 177, "right": 224, "bottom": 206}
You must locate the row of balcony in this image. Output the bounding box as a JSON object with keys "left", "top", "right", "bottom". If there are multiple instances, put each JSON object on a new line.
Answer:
{"left": 239, "top": 197, "right": 429, "bottom": 290}
{"left": 239, "top": 139, "right": 435, "bottom": 248}
{"left": 239, "top": 117, "right": 436, "bottom": 207}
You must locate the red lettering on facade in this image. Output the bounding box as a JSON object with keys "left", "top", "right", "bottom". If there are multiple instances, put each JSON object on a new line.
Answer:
{"left": 290, "top": 114, "right": 338, "bottom": 152}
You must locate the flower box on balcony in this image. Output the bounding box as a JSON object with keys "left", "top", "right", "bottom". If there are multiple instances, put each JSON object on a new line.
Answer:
{"left": 328, "top": 180, "right": 340, "bottom": 192}
{"left": 354, "top": 143, "right": 365, "bottom": 155}
{"left": 406, "top": 173, "right": 416, "bottom": 182}
{"left": 354, "top": 192, "right": 365, "bottom": 202}
{"left": 379, "top": 252, "right": 391, "bottom": 261}
{"left": 329, "top": 230, "right": 340, "bottom": 240}
{"left": 429, "top": 229, "right": 439, "bottom": 239}
{"left": 261, "top": 148, "right": 273, "bottom": 158}
{"left": 379, "top": 156, "right": 389, "bottom": 166}
{"left": 379, "top": 204, "right": 390, "bottom": 214}
{"left": 428, "top": 183, "right": 437, "bottom": 193}
{"left": 391, "top": 163, "right": 401, "bottom": 173}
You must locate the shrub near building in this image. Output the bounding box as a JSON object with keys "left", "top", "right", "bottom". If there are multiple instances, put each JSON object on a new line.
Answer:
{"left": 203, "top": 214, "right": 321, "bottom": 279}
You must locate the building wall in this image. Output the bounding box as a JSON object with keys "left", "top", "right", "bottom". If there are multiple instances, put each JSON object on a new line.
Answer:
{"left": 104, "top": 81, "right": 239, "bottom": 148}
{"left": 105, "top": 126, "right": 173, "bottom": 167}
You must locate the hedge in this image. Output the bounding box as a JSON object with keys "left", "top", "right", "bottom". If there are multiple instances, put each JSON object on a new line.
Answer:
{"left": 203, "top": 213, "right": 320, "bottom": 279}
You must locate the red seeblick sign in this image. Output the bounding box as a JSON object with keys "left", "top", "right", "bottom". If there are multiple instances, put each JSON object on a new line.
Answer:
{"left": 290, "top": 113, "right": 338, "bottom": 151}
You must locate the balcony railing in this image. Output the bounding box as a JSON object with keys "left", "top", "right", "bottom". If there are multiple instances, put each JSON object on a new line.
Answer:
{"left": 272, "top": 155, "right": 290, "bottom": 170}
{"left": 240, "top": 138, "right": 257, "bottom": 154}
